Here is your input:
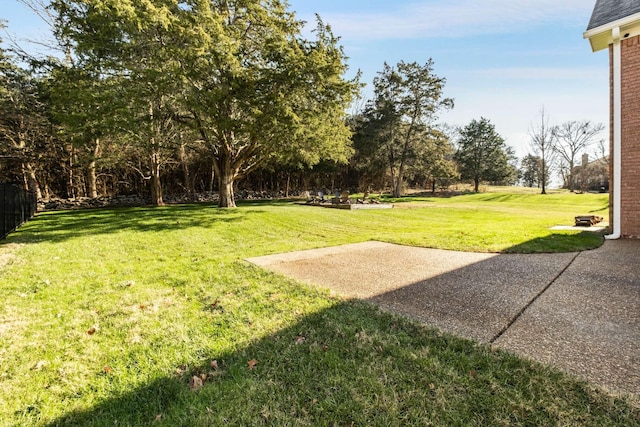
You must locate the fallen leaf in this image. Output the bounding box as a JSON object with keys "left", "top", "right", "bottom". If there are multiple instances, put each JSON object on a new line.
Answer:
{"left": 154, "top": 414, "right": 163, "bottom": 422}
{"left": 210, "top": 360, "right": 219, "bottom": 370}
{"left": 429, "top": 383, "right": 436, "bottom": 390}
{"left": 103, "top": 366, "right": 113, "bottom": 374}
{"left": 200, "top": 373, "right": 207, "bottom": 381}
{"left": 470, "top": 369, "right": 477, "bottom": 379}
{"left": 189, "top": 375, "right": 203, "bottom": 391}
{"left": 294, "top": 335, "right": 306, "bottom": 345}
{"left": 32, "top": 360, "right": 48, "bottom": 371}
{"left": 87, "top": 327, "right": 97, "bottom": 335}
{"left": 247, "top": 359, "right": 258, "bottom": 370}
{"left": 322, "top": 345, "right": 330, "bottom": 352}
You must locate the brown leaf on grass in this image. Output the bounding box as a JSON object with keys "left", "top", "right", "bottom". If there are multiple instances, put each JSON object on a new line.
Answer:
{"left": 294, "top": 335, "right": 306, "bottom": 345}
{"left": 470, "top": 369, "right": 477, "bottom": 379}
{"left": 247, "top": 359, "right": 258, "bottom": 370}
{"left": 210, "top": 360, "right": 219, "bottom": 370}
{"left": 32, "top": 360, "right": 48, "bottom": 371}
{"left": 154, "top": 414, "right": 163, "bottom": 422}
{"left": 87, "top": 327, "right": 97, "bottom": 335}
{"left": 322, "top": 345, "right": 330, "bottom": 352}
{"left": 103, "top": 366, "right": 113, "bottom": 374}
{"left": 189, "top": 375, "right": 203, "bottom": 391}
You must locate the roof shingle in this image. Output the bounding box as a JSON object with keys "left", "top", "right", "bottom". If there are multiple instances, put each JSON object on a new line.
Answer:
{"left": 587, "top": 0, "right": 640, "bottom": 30}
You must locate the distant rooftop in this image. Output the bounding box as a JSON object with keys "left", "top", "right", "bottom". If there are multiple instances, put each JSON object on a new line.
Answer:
{"left": 587, "top": 0, "right": 640, "bottom": 31}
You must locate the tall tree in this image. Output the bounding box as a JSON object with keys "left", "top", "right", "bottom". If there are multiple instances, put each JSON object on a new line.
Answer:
{"left": 51, "top": 0, "right": 192, "bottom": 206}
{"left": 49, "top": 65, "right": 127, "bottom": 198}
{"left": 455, "top": 117, "right": 510, "bottom": 193}
{"left": 366, "top": 60, "right": 453, "bottom": 197}
{"left": 180, "top": 6, "right": 358, "bottom": 207}
{"left": 528, "top": 107, "right": 556, "bottom": 194}
{"left": 552, "top": 120, "right": 604, "bottom": 192}
{"left": 407, "top": 127, "right": 458, "bottom": 192}
{"left": 0, "top": 37, "right": 51, "bottom": 198}
{"left": 51, "top": 1, "right": 359, "bottom": 207}
{"left": 520, "top": 154, "right": 545, "bottom": 188}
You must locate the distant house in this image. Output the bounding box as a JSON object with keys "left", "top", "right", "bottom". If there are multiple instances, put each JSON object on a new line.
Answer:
{"left": 572, "top": 154, "right": 609, "bottom": 193}
{"left": 584, "top": 0, "right": 640, "bottom": 238}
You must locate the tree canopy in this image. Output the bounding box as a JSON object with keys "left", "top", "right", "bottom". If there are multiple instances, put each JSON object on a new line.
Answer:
{"left": 353, "top": 60, "right": 453, "bottom": 197}
{"left": 50, "top": 0, "right": 359, "bottom": 207}
{"left": 455, "top": 117, "right": 513, "bottom": 193}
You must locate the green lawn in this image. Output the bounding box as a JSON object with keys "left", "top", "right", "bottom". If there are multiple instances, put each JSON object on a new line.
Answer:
{"left": 1, "top": 191, "right": 638, "bottom": 426}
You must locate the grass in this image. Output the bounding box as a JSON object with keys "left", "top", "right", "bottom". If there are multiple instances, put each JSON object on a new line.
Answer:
{"left": 1, "top": 190, "right": 637, "bottom": 426}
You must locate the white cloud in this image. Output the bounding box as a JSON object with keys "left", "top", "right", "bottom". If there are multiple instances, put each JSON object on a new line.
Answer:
{"left": 318, "top": 0, "right": 590, "bottom": 40}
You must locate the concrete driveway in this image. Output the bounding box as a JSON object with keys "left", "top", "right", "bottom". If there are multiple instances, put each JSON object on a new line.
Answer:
{"left": 247, "top": 240, "right": 640, "bottom": 396}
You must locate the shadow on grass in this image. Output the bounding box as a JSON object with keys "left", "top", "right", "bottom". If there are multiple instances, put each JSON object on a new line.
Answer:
{"left": 7, "top": 204, "right": 265, "bottom": 244}
{"left": 41, "top": 298, "right": 638, "bottom": 427}
{"left": 502, "top": 231, "right": 606, "bottom": 254}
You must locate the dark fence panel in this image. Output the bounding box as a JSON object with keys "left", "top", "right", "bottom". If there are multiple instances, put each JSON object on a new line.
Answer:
{"left": 1, "top": 184, "right": 37, "bottom": 240}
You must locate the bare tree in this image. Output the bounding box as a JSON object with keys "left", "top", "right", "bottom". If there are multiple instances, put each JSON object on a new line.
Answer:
{"left": 594, "top": 138, "right": 608, "bottom": 160}
{"left": 552, "top": 121, "right": 604, "bottom": 191}
{"left": 529, "top": 107, "right": 556, "bottom": 194}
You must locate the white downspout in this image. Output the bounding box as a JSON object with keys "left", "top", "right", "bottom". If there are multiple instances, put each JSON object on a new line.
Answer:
{"left": 607, "top": 26, "right": 622, "bottom": 240}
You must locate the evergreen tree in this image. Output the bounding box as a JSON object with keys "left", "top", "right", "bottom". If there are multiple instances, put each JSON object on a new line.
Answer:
{"left": 454, "top": 117, "right": 511, "bottom": 192}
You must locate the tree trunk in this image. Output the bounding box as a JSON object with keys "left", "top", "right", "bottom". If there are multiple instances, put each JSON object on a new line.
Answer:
{"left": 67, "top": 147, "right": 75, "bottom": 199}
{"left": 285, "top": 173, "right": 291, "bottom": 198}
{"left": 87, "top": 160, "right": 98, "bottom": 198}
{"left": 216, "top": 156, "right": 237, "bottom": 208}
{"left": 541, "top": 160, "right": 547, "bottom": 195}
{"left": 392, "top": 177, "right": 402, "bottom": 198}
{"left": 209, "top": 161, "right": 215, "bottom": 193}
{"left": 567, "top": 160, "right": 575, "bottom": 192}
{"left": 179, "top": 143, "right": 193, "bottom": 195}
{"left": 474, "top": 178, "right": 480, "bottom": 193}
{"left": 87, "top": 138, "right": 100, "bottom": 199}
{"left": 150, "top": 152, "right": 164, "bottom": 206}
{"left": 23, "top": 162, "right": 42, "bottom": 200}
{"left": 393, "top": 160, "right": 407, "bottom": 198}
{"left": 218, "top": 173, "right": 236, "bottom": 208}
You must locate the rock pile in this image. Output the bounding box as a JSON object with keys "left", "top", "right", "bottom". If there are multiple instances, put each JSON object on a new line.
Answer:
{"left": 37, "top": 191, "right": 302, "bottom": 211}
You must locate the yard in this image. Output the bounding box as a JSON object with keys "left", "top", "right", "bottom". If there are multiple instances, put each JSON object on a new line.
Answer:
{"left": 1, "top": 190, "right": 638, "bottom": 426}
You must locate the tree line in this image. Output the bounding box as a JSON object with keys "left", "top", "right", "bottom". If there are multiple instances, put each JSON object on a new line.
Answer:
{"left": 1, "top": 1, "right": 603, "bottom": 207}
{"left": 523, "top": 108, "right": 605, "bottom": 194}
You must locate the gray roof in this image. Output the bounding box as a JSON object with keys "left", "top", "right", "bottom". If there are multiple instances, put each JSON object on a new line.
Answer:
{"left": 587, "top": 0, "right": 640, "bottom": 30}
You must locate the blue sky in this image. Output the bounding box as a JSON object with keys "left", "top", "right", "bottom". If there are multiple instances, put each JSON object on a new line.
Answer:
{"left": 3, "top": 0, "right": 608, "bottom": 158}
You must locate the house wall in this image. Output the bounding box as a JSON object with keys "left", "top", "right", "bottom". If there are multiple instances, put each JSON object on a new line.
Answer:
{"left": 620, "top": 35, "right": 640, "bottom": 237}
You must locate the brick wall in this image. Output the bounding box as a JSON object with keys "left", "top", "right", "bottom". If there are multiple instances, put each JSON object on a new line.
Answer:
{"left": 620, "top": 35, "right": 640, "bottom": 238}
